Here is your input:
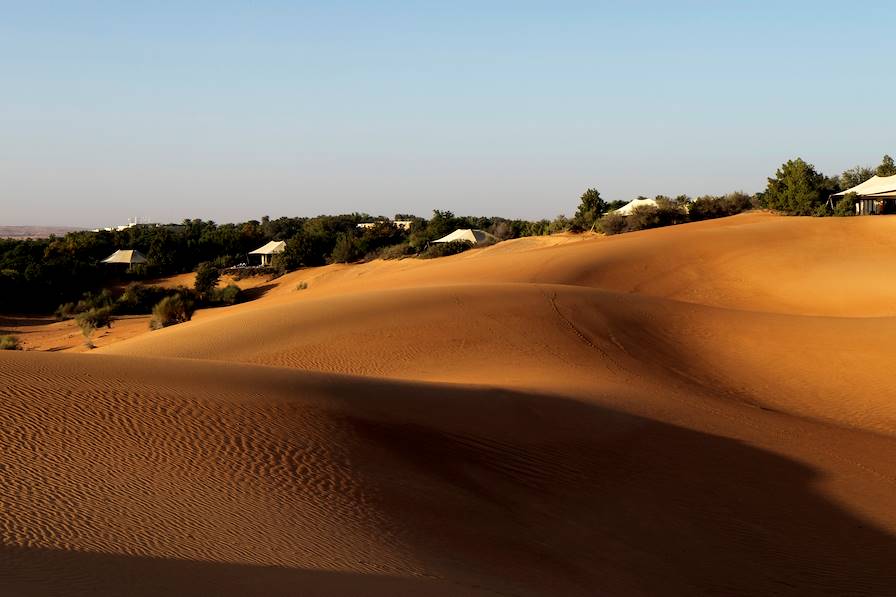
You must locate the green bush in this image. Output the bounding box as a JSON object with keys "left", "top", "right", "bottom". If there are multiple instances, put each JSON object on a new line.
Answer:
{"left": 55, "top": 289, "right": 114, "bottom": 320}
{"left": 116, "top": 282, "right": 170, "bottom": 314}
{"left": 211, "top": 283, "right": 241, "bottom": 305}
{"left": 834, "top": 193, "right": 857, "bottom": 217}
{"left": 74, "top": 306, "right": 112, "bottom": 349}
{"left": 597, "top": 212, "right": 627, "bottom": 235}
{"left": 329, "top": 232, "right": 361, "bottom": 264}
{"left": 0, "top": 335, "right": 20, "bottom": 350}
{"left": 419, "top": 240, "right": 473, "bottom": 259}
{"left": 372, "top": 242, "right": 414, "bottom": 260}
{"left": 150, "top": 294, "right": 195, "bottom": 330}
{"left": 194, "top": 262, "right": 220, "bottom": 299}
{"left": 625, "top": 205, "right": 661, "bottom": 231}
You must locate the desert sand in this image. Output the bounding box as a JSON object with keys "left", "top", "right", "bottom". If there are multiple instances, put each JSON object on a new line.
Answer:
{"left": 2, "top": 212, "right": 896, "bottom": 595}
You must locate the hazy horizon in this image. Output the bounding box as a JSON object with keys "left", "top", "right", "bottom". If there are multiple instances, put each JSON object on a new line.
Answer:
{"left": 2, "top": 1, "right": 894, "bottom": 227}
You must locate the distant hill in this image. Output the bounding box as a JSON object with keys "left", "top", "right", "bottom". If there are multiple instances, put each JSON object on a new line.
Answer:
{"left": 0, "top": 226, "right": 84, "bottom": 239}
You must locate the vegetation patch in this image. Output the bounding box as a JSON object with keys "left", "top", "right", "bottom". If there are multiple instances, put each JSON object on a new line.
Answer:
{"left": 0, "top": 335, "right": 20, "bottom": 350}
{"left": 150, "top": 294, "right": 195, "bottom": 330}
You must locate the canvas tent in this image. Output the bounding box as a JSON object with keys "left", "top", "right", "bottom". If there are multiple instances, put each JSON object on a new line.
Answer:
{"left": 432, "top": 229, "right": 498, "bottom": 245}
{"left": 613, "top": 198, "right": 658, "bottom": 215}
{"left": 101, "top": 249, "right": 147, "bottom": 265}
{"left": 249, "top": 240, "right": 286, "bottom": 265}
{"left": 834, "top": 175, "right": 896, "bottom": 215}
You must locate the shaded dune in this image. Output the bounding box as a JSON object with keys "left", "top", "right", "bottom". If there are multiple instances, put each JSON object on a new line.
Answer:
{"left": 2, "top": 352, "right": 895, "bottom": 595}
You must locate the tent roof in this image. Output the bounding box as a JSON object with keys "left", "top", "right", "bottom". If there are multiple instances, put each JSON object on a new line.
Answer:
{"left": 249, "top": 240, "right": 286, "bottom": 255}
{"left": 101, "top": 249, "right": 147, "bottom": 265}
{"left": 432, "top": 229, "right": 498, "bottom": 245}
{"left": 834, "top": 174, "right": 896, "bottom": 198}
{"left": 613, "top": 198, "right": 658, "bottom": 215}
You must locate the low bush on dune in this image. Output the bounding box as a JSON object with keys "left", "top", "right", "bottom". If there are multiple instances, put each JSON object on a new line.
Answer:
{"left": 210, "top": 283, "right": 241, "bottom": 305}
{"left": 150, "top": 294, "right": 195, "bottom": 330}
{"left": 75, "top": 306, "right": 113, "bottom": 349}
{"left": 0, "top": 335, "right": 20, "bottom": 350}
{"left": 54, "top": 289, "right": 114, "bottom": 320}
{"left": 372, "top": 242, "right": 414, "bottom": 260}
{"left": 116, "top": 282, "right": 172, "bottom": 314}
{"left": 597, "top": 212, "right": 627, "bottom": 235}
{"left": 194, "top": 262, "right": 221, "bottom": 300}
{"left": 419, "top": 240, "right": 474, "bottom": 259}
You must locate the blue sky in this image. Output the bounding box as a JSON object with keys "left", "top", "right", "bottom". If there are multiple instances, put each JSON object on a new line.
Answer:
{"left": 2, "top": 1, "right": 894, "bottom": 226}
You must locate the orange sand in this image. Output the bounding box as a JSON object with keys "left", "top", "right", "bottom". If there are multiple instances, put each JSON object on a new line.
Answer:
{"left": 2, "top": 212, "right": 895, "bottom": 595}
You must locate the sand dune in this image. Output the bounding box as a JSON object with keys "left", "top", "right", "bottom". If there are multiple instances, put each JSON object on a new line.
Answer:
{"left": 3, "top": 213, "right": 896, "bottom": 595}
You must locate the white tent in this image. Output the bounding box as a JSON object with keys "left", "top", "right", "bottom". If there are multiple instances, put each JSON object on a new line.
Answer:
{"left": 834, "top": 174, "right": 896, "bottom": 198}
{"left": 249, "top": 240, "right": 286, "bottom": 265}
{"left": 432, "top": 229, "right": 498, "bottom": 245}
{"left": 834, "top": 175, "right": 896, "bottom": 215}
{"left": 101, "top": 249, "right": 148, "bottom": 265}
{"left": 613, "top": 198, "right": 658, "bottom": 215}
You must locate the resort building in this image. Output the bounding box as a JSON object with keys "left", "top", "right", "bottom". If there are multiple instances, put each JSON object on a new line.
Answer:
{"left": 101, "top": 249, "right": 148, "bottom": 265}
{"left": 432, "top": 229, "right": 498, "bottom": 245}
{"left": 834, "top": 174, "right": 896, "bottom": 215}
{"left": 249, "top": 240, "right": 286, "bottom": 266}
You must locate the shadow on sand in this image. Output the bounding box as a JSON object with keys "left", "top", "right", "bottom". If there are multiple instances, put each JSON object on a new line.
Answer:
{"left": 1, "top": 373, "right": 894, "bottom": 596}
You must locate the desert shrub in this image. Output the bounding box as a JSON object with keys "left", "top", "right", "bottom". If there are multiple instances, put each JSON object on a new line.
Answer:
{"left": 55, "top": 302, "right": 78, "bottom": 320}
{"left": 597, "top": 212, "right": 627, "bottom": 235}
{"left": 194, "top": 262, "right": 220, "bottom": 299}
{"left": 419, "top": 240, "right": 473, "bottom": 259}
{"left": 150, "top": 294, "right": 195, "bottom": 330}
{"left": 75, "top": 306, "right": 113, "bottom": 331}
{"left": 0, "top": 335, "right": 20, "bottom": 350}
{"left": 329, "top": 232, "right": 361, "bottom": 264}
{"left": 547, "top": 215, "right": 571, "bottom": 234}
{"left": 116, "top": 282, "right": 170, "bottom": 314}
{"left": 74, "top": 306, "right": 112, "bottom": 349}
{"left": 55, "top": 289, "right": 114, "bottom": 320}
{"left": 688, "top": 196, "right": 728, "bottom": 221}
{"left": 211, "top": 283, "right": 241, "bottom": 305}
{"left": 296, "top": 281, "right": 308, "bottom": 290}
{"left": 374, "top": 242, "right": 415, "bottom": 260}
{"left": 654, "top": 197, "right": 688, "bottom": 227}
{"left": 813, "top": 203, "right": 833, "bottom": 217}
{"left": 625, "top": 205, "right": 661, "bottom": 231}
{"left": 834, "top": 193, "right": 857, "bottom": 217}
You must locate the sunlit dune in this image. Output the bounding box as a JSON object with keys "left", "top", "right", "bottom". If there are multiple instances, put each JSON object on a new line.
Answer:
{"left": 3, "top": 213, "right": 896, "bottom": 595}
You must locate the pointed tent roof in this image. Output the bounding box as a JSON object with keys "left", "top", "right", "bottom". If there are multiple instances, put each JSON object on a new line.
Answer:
{"left": 834, "top": 174, "right": 896, "bottom": 198}
{"left": 432, "top": 229, "right": 498, "bottom": 245}
{"left": 249, "top": 240, "right": 286, "bottom": 255}
{"left": 101, "top": 249, "right": 147, "bottom": 265}
{"left": 613, "top": 197, "right": 658, "bottom": 215}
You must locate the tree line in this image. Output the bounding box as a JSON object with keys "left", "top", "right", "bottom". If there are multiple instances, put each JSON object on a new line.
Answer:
{"left": 1, "top": 153, "right": 892, "bottom": 314}
{"left": 570, "top": 153, "right": 895, "bottom": 234}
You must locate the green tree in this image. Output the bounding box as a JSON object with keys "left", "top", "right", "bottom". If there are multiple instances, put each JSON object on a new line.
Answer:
{"left": 876, "top": 154, "right": 896, "bottom": 177}
{"left": 329, "top": 232, "right": 360, "bottom": 264}
{"left": 572, "top": 188, "right": 608, "bottom": 231}
{"left": 840, "top": 165, "right": 875, "bottom": 190}
{"left": 194, "top": 262, "right": 220, "bottom": 300}
{"left": 762, "top": 158, "right": 833, "bottom": 215}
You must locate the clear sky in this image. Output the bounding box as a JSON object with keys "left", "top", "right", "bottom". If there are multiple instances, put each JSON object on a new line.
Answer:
{"left": 2, "top": 1, "right": 894, "bottom": 227}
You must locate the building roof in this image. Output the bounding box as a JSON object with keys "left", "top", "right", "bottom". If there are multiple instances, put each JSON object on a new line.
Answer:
{"left": 249, "top": 240, "right": 286, "bottom": 255}
{"left": 101, "top": 249, "right": 148, "bottom": 265}
{"left": 834, "top": 174, "right": 896, "bottom": 198}
{"left": 613, "top": 198, "right": 658, "bottom": 215}
{"left": 432, "top": 229, "right": 498, "bottom": 245}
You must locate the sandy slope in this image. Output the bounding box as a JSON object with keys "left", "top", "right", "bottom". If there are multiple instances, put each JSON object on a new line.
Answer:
{"left": 3, "top": 213, "right": 896, "bottom": 595}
